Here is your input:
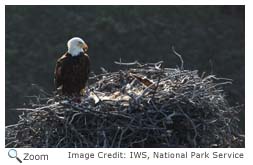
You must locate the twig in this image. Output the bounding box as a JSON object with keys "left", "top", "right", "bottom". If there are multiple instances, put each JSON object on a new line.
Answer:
{"left": 172, "top": 46, "right": 184, "bottom": 70}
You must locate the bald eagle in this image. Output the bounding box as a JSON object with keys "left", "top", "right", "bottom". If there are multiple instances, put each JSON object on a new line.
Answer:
{"left": 54, "top": 37, "right": 90, "bottom": 96}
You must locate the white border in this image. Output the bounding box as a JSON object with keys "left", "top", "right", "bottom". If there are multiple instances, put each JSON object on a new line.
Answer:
{"left": 0, "top": 0, "right": 247, "bottom": 5}
{"left": 1, "top": 0, "right": 251, "bottom": 165}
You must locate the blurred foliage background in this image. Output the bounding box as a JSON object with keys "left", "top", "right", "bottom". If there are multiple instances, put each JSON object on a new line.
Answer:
{"left": 5, "top": 6, "right": 244, "bottom": 130}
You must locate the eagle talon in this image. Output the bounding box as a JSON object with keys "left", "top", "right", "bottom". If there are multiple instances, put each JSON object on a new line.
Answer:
{"left": 80, "top": 89, "right": 86, "bottom": 96}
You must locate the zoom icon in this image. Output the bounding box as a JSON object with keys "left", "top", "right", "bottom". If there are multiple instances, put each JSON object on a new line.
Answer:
{"left": 8, "top": 149, "right": 22, "bottom": 163}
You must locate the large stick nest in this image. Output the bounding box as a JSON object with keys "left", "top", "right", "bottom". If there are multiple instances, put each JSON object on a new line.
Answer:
{"left": 6, "top": 61, "right": 244, "bottom": 148}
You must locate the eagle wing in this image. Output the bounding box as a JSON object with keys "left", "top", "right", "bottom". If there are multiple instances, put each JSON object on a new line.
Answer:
{"left": 84, "top": 53, "right": 91, "bottom": 77}
{"left": 54, "top": 54, "right": 67, "bottom": 89}
{"left": 79, "top": 53, "right": 90, "bottom": 88}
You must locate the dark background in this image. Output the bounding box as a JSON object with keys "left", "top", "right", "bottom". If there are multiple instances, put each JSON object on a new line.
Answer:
{"left": 5, "top": 6, "right": 245, "bottom": 131}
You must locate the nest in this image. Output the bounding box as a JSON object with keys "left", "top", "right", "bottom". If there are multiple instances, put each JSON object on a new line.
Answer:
{"left": 5, "top": 61, "right": 244, "bottom": 148}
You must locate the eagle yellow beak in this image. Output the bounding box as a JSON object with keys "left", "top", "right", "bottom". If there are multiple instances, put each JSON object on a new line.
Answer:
{"left": 82, "top": 43, "right": 88, "bottom": 52}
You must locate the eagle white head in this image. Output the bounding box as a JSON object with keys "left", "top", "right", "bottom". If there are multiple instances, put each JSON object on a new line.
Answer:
{"left": 67, "top": 37, "right": 88, "bottom": 56}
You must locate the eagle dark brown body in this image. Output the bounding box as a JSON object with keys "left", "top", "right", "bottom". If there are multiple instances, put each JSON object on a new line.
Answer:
{"left": 54, "top": 52, "right": 90, "bottom": 96}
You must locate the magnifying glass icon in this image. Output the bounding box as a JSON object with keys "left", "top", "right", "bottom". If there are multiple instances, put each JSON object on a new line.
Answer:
{"left": 8, "top": 149, "right": 22, "bottom": 163}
